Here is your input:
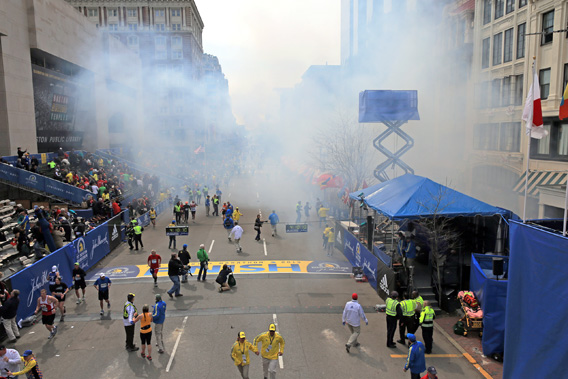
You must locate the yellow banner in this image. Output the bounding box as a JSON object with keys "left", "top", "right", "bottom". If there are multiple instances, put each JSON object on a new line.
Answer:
{"left": 41, "top": 153, "right": 47, "bottom": 164}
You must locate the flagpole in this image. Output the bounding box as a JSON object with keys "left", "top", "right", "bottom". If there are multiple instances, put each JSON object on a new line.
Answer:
{"left": 522, "top": 58, "right": 536, "bottom": 223}
{"left": 563, "top": 175, "right": 568, "bottom": 235}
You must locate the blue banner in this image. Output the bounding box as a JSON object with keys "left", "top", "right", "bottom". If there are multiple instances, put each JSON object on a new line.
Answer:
{"left": 19, "top": 171, "right": 45, "bottom": 192}
{"left": 68, "top": 222, "right": 111, "bottom": 273}
{"left": 0, "top": 164, "right": 19, "bottom": 182}
{"left": 373, "top": 245, "right": 392, "bottom": 267}
{"left": 342, "top": 231, "right": 379, "bottom": 289}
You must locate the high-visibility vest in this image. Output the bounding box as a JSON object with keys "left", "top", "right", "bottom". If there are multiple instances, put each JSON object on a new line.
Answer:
{"left": 123, "top": 302, "right": 137, "bottom": 319}
{"left": 415, "top": 296, "right": 424, "bottom": 311}
{"left": 420, "top": 306, "right": 435, "bottom": 327}
{"left": 401, "top": 299, "right": 415, "bottom": 317}
{"left": 175, "top": 205, "right": 181, "bottom": 213}
{"left": 134, "top": 225, "right": 142, "bottom": 235}
{"left": 385, "top": 298, "right": 399, "bottom": 317}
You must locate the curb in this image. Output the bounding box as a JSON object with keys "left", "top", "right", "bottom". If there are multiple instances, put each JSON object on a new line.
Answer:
{"left": 434, "top": 321, "right": 493, "bottom": 379}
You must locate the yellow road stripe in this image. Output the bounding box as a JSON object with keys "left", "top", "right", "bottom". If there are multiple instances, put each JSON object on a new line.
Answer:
{"left": 473, "top": 363, "right": 494, "bottom": 379}
{"left": 390, "top": 354, "right": 458, "bottom": 358}
{"left": 463, "top": 353, "right": 477, "bottom": 364}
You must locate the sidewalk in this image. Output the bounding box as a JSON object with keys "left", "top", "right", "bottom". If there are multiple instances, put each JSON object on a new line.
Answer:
{"left": 435, "top": 315, "right": 503, "bottom": 379}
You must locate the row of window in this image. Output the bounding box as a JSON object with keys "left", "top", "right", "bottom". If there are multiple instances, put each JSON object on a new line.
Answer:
{"left": 474, "top": 122, "right": 521, "bottom": 152}
{"left": 478, "top": 75, "right": 524, "bottom": 109}
{"left": 481, "top": 23, "right": 525, "bottom": 68}
{"left": 88, "top": 8, "right": 182, "bottom": 18}
{"left": 531, "top": 120, "right": 568, "bottom": 161}
{"left": 483, "top": 0, "right": 527, "bottom": 25}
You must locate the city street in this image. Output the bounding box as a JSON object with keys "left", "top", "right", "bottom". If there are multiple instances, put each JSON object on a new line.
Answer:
{"left": 13, "top": 175, "right": 485, "bottom": 378}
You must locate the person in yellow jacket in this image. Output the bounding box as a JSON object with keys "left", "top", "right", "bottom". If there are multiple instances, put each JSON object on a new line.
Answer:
{"left": 233, "top": 207, "right": 243, "bottom": 222}
{"left": 318, "top": 205, "right": 330, "bottom": 228}
{"left": 231, "top": 331, "right": 259, "bottom": 379}
{"left": 326, "top": 227, "right": 335, "bottom": 256}
{"left": 253, "top": 323, "right": 285, "bottom": 379}
{"left": 6, "top": 349, "right": 43, "bottom": 379}
{"left": 323, "top": 225, "right": 332, "bottom": 249}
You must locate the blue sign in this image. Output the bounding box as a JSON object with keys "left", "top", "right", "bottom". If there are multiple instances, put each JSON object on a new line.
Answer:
{"left": 342, "top": 231, "right": 379, "bottom": 290}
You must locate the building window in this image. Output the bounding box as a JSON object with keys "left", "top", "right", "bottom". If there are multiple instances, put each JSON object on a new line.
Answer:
{"left": 474, "top": 124, "right": 500, "bottom": 150}
{"left": 517, "top": 23, "right": 526, "bottom": 59}
{"left": 88, "top": 8, "right": 98, "bottom": 17}
{"left": 155, "top": 9, "right": 165, "bottom": 18}
{"left": 171, "top": 9, "right": 181, "bottom": 17}
{"left": 504, "top": 28, "right": 513, "bottom": 63}
{"left": 127, "top": 35, "right": 138, "bottom": 46}
{"left": 172, "top": 36, "right": 182, "bottom": 49}
{"left": 519, "top": 0, "right": 527, "bottom": 8}
{"left": 505, "top": 0, "right": 514, "bottom": 14}
{"left": 108, "top": 23, "right": 118, "bottom": 31}
{"left": 558, "top": 124, "right": 568, "bottom": 156}
{"left": 502, "top": 77, "right": 511, "bottom": 106}
{"left": 492, "top": 79, "right": 502, "bottom": 107}
{"left": 540, "top": 68, "right": 551, "bottom": 100}
{"left": 536, "top": 124, "right": 552, "bottom": 154}
{"left": 482, "top": 38, "right": 490, "bottom": 69}
{"left": 128, "top": 23, "right": 138, "bottom": 31}
{"left": 155, "top": 36, "right": 167, "bottom": 60}
{"left": 493, "top": 32, "right": 503, "bottom": 66}
{"left": 495, "top": 0, "right": 504, "bottom": 20}
{"left": 172, "top": 50, "right": 183, "bottom": 60}
{"left": 514, "top": 75, "right": 524, "bottom": 105}
{"left": 477, "top": 81, "right": 491, "bottom": 108}
{"left": 108, "top": 8, "right": 118, "bottom": 17}
{"left": 127, "top": 8, "right": 137, "bottom": 17}
{"left": 542, "top": 10, "right": 554, "bottom": 45}
{"left": 172, "top": 24, "right": 181, "bottom": 31}
{"left": 155, "top": 24, "right": 165, "bottom": 31}
{"left": 483, "top": 0, "right": 492, "bottom": 25}
{"left": 500, "top": 122, "right": 521, "bottom": 152}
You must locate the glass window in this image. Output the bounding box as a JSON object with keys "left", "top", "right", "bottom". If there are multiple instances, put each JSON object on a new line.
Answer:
{"left": 127, "top": 9, "right": 137, "bottom": 17}
{"left": 540, "top": 68, "right": 551, "bottom": 100}
{"left": 492, "top": 79, "right": 502, "bottom": 107}
{"left": 500, "top": 122, "right": 520, "bottom": 152}
{"left": 506, "top": 0, "right": 514, "bottom": 14}
{"left": 108, "top": 23, "right": 118, "bottom": 31}
{"left": 537, "top": 124, "right": 552, "bottom": 154}
{"left": 127, "top": 36, "right": 138, "bottom": 46}
{"left": 155, "top": 36, "right": 167, "bottom": 48}
{"left": 155, "top": 9, "right": 165, "bottom": 18}
{"left": 502, "top": 77, "right": 511, "bottom": 106}
{"left": 172, "top": 24, "right": 181, "bottom": 31}
{"left": 487, "top": 124, "right": 500, "bottom": 150}
{"left": 558, "top": 124, "right": 568, "bottom": 156}
{"left": 171, "top": 9, "right": 181, "bottom": 17}
{"left": 88, "top": 8, "right": 98, "bottom": 17}
{"left": 514, "top": 74, "right": 524, "bottom": 105}
{"left": 518, "top": 0, "right": 527, "bottom": 7}
{"left": 108, "top": 8, "right": 118, "bottom": 17}
{"left": 517, "top": 23, "right": 526, "bottom": 59}
{"left": 172, "top": 36, "right": 182, "bottom": 48}
{"left": 504, "top": 28, "right": 513, "bottom": 62}
{"left": 482, "top": 38, "right": 490, "bottom": 69}
{"left": 493, "top": 32, "right": 503, "bottom": 66}
{"left": 483, "top": 0, "right": 492, "bottom": 25}
{"left": 495, "top": 0, "right": 504, "bottom": 19}
{"left": 128, "top": 23, "right": 138, "bottom": 31}
{"left": 172, "top": 50, "right": 183, "bottom": 59}
{"left": 542, "top": 10, "right": 554, "bottom": 45}
{"left": 155, "top": 24, "right": 165, "bottom": 31}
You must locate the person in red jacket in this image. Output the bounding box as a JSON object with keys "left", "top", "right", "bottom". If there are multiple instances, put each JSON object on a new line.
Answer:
{"left": 148, "top": 250, "right": 162, "bottom": 287}
{"left": 421, "top": 366, "right": 437, "bottom": 379}
{"left": 112, "top": 200, "right": 121, "bottom": 216}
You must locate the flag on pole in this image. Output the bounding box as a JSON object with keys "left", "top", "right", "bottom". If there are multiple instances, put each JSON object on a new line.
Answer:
{"left": 522, "top": 66, "right": 547, "bottom": 139}
{"left": 560, "top": 82, "right": 568, "bottom": 120}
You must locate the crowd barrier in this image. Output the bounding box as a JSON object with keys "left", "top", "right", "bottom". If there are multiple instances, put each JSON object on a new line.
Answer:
{"left": 6, "top": 199, "right": 170, "bottom": 323}
{"left": 0, "top": 164, "right": 92, "bottom": 204}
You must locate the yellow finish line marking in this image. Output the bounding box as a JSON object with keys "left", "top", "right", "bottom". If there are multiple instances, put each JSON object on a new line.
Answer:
{"left": 390, "top": 354, "right": 458, "bottom": 358}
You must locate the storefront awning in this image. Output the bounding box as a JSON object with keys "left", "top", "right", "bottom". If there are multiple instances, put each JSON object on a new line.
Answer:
{"left": 513, "top": 171, "right": 567, "bottom": 196}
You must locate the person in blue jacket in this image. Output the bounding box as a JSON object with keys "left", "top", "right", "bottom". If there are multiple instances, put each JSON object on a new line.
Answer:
{"left": 152, "top": 294, "right": 167, "bottom": 354}
{"left": 223, "top": 214, "right": 234, "bottom": 241}
{"left": 404, "top": 333, "right": 426, "bottom": 379}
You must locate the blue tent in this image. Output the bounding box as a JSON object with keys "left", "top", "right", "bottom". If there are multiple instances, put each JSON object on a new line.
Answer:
{"left": 349, "top": 174, "right": 511, "bottom": 220}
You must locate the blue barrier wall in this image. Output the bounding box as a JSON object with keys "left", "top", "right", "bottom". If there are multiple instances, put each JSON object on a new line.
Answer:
{"left": 342, "top": 231, "right": 378, "bottom": 290}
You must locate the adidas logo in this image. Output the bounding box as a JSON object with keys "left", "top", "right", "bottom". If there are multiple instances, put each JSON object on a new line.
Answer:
{"left": 112, "top": 225, "right": 119, "bottom": 240}
{"left": 379, "top": 274, "right": 389, "bottom": 296}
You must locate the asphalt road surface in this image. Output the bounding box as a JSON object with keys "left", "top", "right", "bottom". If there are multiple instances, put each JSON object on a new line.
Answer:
{"left": 13, "top": 174, "right": 484, "bottom": 379}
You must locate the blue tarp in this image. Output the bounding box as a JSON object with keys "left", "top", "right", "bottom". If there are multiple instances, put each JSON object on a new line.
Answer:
{"left": 503, "top": 221, "right": 568, "bottom": 378}
{"left": 349, "top": 174, "right": 511, "bottom": 220}
{"left": 470, "top": 254, "right": 508, "bottom": 356}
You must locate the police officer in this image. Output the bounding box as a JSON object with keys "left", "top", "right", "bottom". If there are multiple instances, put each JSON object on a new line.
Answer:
{"left": 410, "top": 290, "right": 424, "bottom": 334}
{"left": 126, "top": 220, "right": 135, "bottom": 250}
{"left": 386, "top": 291, "right": 402, "bottom": 348}
{"left": 168, "top": 220, "right": 177, "bottom": 250}
{"left": 133, "top": 220, "right": 144, "bottom": 251}
{"left": 420, "top": 301, "right": 436, "bottom": 354}
{"left": 397, "top": 295, "right": 416, "bottom": 345}
{"left": 123, "top": 293, "right": 139, "bottom": 351}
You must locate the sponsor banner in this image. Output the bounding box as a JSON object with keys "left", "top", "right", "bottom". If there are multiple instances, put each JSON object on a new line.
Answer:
{"left": 373, "top": 245, "right": 392, "bottom": 267}
{"left": 67, "top": 221, "right": 110, "bottom": 273}
{"left": 0, "top": 164, "right": 19, "bottom": 182}
{"left": 19, "top": 171, "right": 45, "bottom": 192}
{"left": 343, "top": 230, "right": 379, "bottom": 290}
{"left": 285, "top": 224, "right": 308, "bottom": 233}
{"left": 108, "top": 214, "right": 123, "bottom": 250}
{"left": 166, "top": 226, "right": 188, "bottom": 236}
{"left": 376, "top": 259, "right": 396, "bottom": 300}
{"left": 334, "top": 220, "right": 347, "bottom": 251}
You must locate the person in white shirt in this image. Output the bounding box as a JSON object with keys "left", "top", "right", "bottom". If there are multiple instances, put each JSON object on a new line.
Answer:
{"left": 230, "top": 222, "right": 244, "bottom": 253}
{"left": 342, "top": 293, "right": 368, "bottom": 353}
{"left": 0, "top": 345, "right": 21, "bottom": 374}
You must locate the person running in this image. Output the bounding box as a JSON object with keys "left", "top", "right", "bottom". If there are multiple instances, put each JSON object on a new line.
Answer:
{"left": 253, "top": 324, "right": 285, "bottom": 379}
{"left": 149, "top": 207, "right": 157, "bottom": 228}
{"left": 224, "top": 214, "right": 235, "bottom": 241}
{"left": 295, "top": 201, "right": 302, "bottom": 223}
{"left": 93, "top": 273, "right": 112, "bottom": 315}
{"left": 233, "top": 207, "right": 243, "bottom": 222}
{"left": 183, "top": 202, "right": 190, "bottom": 223}
{"left": 6, "top": 350, "right": 42, "bottom": 379}
{"left": 147, "top": 250, "right": 162, "bottom": 288}
{"left": 178, "top": 244, "right": 192, "bottom": 282}
{"left": 34, "top": 289, "right": 58, "bottom": 339}
{"left": 152, "top": 294, "right": 167, "bottom": 354}
{"left": 72, "top": 262, "right": 87, "bottom": 304}
{"left": 221, "top": 203, "right": 228, "bottom": 218}
{"left": 326, "top": 227, "right": 335, "bottom": 257}
{"left": 51, "top": 277, "right": 69, "bottom": 322}
{"left": 134, "top": 304, "right": 153, "bottom": 361}
{"left": 168, "top": 220, "right": 177, "bottom": 250}
{"left": 231, "top": 331, "right": 259, "bottom": 379}
{"left": 196, "top": 244, "right": 209, "bottom": 281}
{"left": 47, "top": 266, "right": 59, "bottom": 294}
{"left": 189, "top": 200, "right": 197, "bottom": 221}
{"left": 268, "top": 210, "right": 279, "bottom": 237}
{"left": 216, "top": 264, "right": 232, "bottom": 293}
{"left": 205, "top": 196, "right": 211, "bottom": 216}
{"left": 230, "top": 222, "right": 244, "bottom": 253}
{"left": 123, "top": 293, "right": 139, "bottom": 352}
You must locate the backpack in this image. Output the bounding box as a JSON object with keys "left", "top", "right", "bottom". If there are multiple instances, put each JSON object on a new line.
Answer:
{"left": 453, "top": 320, "right": 465, "bottom": 336}
{"left": 228, "top": 273, "right": 236, "bottom": 287}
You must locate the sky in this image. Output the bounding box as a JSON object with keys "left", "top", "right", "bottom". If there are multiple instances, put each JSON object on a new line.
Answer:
{"left": 195, "top": 0, "right": 341, "bottom": 129}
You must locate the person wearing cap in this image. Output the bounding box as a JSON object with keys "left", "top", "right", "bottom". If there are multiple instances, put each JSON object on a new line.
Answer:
{"left": 148, "top": 250, "right": 162, "bottom": 287}
{"left": 0, "top": 344, "right": 22, "bottom": 375}
{"left": 398, "top": 295, "right": 417, "bottom": 345}
{"left": 178, "top": 245, "right": 192, "bottom": 282}
{"left": 224, "top": 213, "right": 235, "bottom": 241}
{"left": 342, "top": 293, "right": 368, "bottom": 353}
{"left": 47, "top": 266, "right": 59, "bottom": 294}
{"left": 123, "top": 293, "right": 139, "bottom": 352}
{"left": 419, "top": 301, "right": 436, "bottom": 354}
{"left": 152, "top": 294, "right": 167, "bottom": 354}
{"left": 133, "top": 220, "right": 144, "bottom": 251}
{"left": 168, "top": 220, "right": 177, "bottom": 250}
{"left": 93, "top": 273, "right": 112, "bottom": 315}
{"left": 34, "top": 289, "right": 58, "bottom": 339}
{"left": 167, "top": 253, "right": 185, "bottom": 298}
{"left": 421, "top": 366, "right": 438, "bottom": 379}
{"left": 230, "top": 222, "right": 244, "bottom": 253}
{"left": 233, "top": 207, "right": 243, "bottom": 222}
{"left": 196, "top": 244, "right": 210, "bottom": 281}
{"left": 386, "top": 291, "right": 402, "bottom": 348}
{"left": 404, "top": 333, "right": 426, "bottom": 379}
{"left": 253, "top": 323, "right": 285, "bottom": 379}
{"left": 231, "top": 331, "right": 259, "bottom": 379}
{"left": 72, "top": 262, "right": 87, "bottom": 304}
{"left": 6, "top": 350, "right": 42, "bottom": 379}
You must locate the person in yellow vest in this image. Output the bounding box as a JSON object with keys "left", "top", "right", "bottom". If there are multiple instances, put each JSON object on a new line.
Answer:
{"left": 231, "top": 331, "right": 259, "bottom": 379}
{"left": 133, "top": 221, "right": 144, "bottom": 251}
{"left": 323, "top": 225, "right": 332, "bottom": 249}
{"left": 385, "top": 291, "right": 402, "bottom": 348}
{"left": 326, "top": 227, "right": 335, "bottom": 256}
{"left": 149, "top": 208, "right": 157, "bottom": 228}
{"left": 233, "top": 207, "right": 243, "bottom": 222}
{"left": 419, "top": 301, "right": 436, "bottom": 354}
{"left": 318, "top": 205, "right": 330, "bottom": 228}
{"left": 253, "top": 323, "right": 285, "bottom": 379}
{"left": 397, "top": 296, "right": 416, "bottom": 345}
{"left": 123, "top": 293, "right": 139, "bottom": 352}
{"left": 410, "top": 291, "right": 424, "bottom": 334}
{"left": 134, "top": 304, "right": 153, "bottom": 360}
